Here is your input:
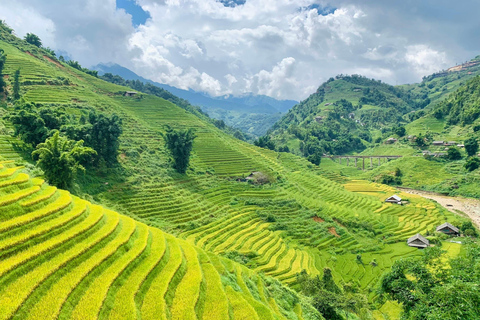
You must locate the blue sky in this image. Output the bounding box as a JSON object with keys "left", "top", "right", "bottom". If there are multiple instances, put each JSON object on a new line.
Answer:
{"left": 116, "top": 0, "right": 150, "bottom": 27}
{"left": 1, "top": 0, "right": 479, "bottom": 100}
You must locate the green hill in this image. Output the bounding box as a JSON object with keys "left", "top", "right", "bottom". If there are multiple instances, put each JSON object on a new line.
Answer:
{"left": 268, "top": 75, "right": 427, "bottom": 158}
{"left": 0, "top": 22, "right": 472, "bottom": 319}
{"left": 400, "top": 55, "right": 480, "bottom": 110}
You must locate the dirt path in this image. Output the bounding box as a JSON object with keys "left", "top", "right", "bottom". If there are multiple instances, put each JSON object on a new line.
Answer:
{"left": 400, "top": 188, "right": 480, "bottom": 229}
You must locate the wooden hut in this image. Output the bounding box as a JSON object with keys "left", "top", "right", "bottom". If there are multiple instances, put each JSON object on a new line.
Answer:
{"left": 407, "top": 234, "right": 430, "bottom": 248}
{"left": 385, "top": 195, "right": 402, "bottom": 204}
{"left": 124, "top": 91, "right": 137, "bottom": 97}
{"left": 436, "top": 222, "right": 460, "bottom": 236}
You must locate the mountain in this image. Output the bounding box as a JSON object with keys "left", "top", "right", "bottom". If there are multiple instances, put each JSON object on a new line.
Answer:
{"left": 93, "top": 63, "right": 297, "bottom": 137}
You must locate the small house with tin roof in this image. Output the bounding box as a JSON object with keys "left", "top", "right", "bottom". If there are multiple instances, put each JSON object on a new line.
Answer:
{"left": 436, "top": 222, "right": 460, "bottom": 236}
{"left": 385, "top": 195, "right": 402, "bottom": 204}
{"left": 407, "top": 234, "right": 430, "bottom": 248}
{"left": 432, "top": 141, "right": 444, "bottom": 146}
{"left": 124, "top": 91, "right": 137, "bottom": 97}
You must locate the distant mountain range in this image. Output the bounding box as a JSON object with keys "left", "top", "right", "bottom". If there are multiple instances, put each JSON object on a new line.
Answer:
{"left": 92, "top": 63, "right": 297, "bottom": 115}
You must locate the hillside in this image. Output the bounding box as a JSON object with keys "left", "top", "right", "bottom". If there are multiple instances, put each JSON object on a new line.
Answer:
{"left": 0, "top": 160, "right": 321, "bottom": 319}
{"left": 400, "top": 55, "right": 480, "bottom": 109}
{"left": 94, "top": 63, "right": 297, "bottom": 137}
{"left": 0, "top": 22, "right": 473, "bottom": 319}
{"left": 268, "top": 75, "right": 427, "bottom": 157}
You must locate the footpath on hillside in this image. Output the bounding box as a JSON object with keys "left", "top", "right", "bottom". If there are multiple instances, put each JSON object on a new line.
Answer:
{"left": 399, "top": 187, "right": 480, "bottom": 229}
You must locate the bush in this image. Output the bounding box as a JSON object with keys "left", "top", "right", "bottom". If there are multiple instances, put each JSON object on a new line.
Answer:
{"left": 465, "top": 157, "right": 480, "bottom": 172}
{"left": 447, "top": 147, "right": 462, "bottom": 160}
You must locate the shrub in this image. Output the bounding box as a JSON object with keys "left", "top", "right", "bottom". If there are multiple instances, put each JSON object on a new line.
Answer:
{"left": 465, "top": 157, "right": 480, "bottom": 172}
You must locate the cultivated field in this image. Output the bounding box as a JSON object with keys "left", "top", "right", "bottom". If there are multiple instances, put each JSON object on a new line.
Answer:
{"left": 0, "top": 160, "right": 319, "bottom": 319}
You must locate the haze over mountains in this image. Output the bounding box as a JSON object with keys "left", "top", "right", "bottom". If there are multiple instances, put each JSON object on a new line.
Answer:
{"left": 94, "top": 63, "right": 298, "bottom": 137}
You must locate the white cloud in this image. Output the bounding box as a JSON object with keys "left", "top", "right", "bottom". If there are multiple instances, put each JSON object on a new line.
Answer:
{"left": 405, "top": 45, "right": 449, "bottom": 78}
{"left": 0, "top": 0, "right": 478, "bottom": 100}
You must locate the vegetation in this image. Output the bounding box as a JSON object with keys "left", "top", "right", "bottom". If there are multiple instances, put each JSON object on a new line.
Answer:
{"left": 163, "top": 127, "right": 196, "bottom": 174}
{"left": 9, "top": 102, "right": 122, "bottom": 167}
{"left": 12, "top": 68, "right": 20, "bottom": 100}
{"left": 32, "top": 131, "right": 96, "bottom": 188}
{"left": 24, "top": 33, "right": 42, "bottom": 48}
{"left": 0, "top": 49, "right": 5, "bottom": 96}
{"left": 465, "top": 157, "right": 480, "bottom": 172}
{"left": 0, "top": 163, "right": 320, "bottom": 319}
{"left": 380, "top": 243, "right": 480, "bottom": 319}
{"left": 465, "top": 137, "right": 479, "bottom": 156}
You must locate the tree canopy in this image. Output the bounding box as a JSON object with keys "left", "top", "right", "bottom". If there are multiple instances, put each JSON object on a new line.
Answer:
{"left": 32, "top": 131, "right": 96, "bottom": 189}
{"left": 465, "top": 137, "right": 479, "bottom": 157}
{"left": 163, "top": 127, "right": 196, "bottom": 174}
{"left": 13, "top": 69, "right": 20, "bottom": 100}
{"left": 24, "top": 33, "right": 42, "bottom": 47}
{"left": 0, "top": 49, "right": 6, "bottom": 95}
{"left": 380, "top": 243, "right": 480, "bottom": 320}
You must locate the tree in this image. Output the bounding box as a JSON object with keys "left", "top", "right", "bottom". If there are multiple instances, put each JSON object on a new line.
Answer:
{"left": 254, "top": 135, "right": 275, "bottom": 150}
{"left": 393, "top": 126, "right": 406, "bottom": 137}
{"left": 447, "top": 147, "right": 462, "bottom": 160}
{"left": 12, "top": 69, "right": 20, "bottom": 100}
{"left": 465, "top": 157, "right": 480, "bottom": 172}
{"left": 414, "top": 133, "right": 427, "bottom": 148}
{"left": 163, "top": 127, "right": 196, "bottom": 174}
{"left": 464, "top": 137, "right": 479, "bottom": 157}
{"left": 9, "top": 106, "right": 48, "bottom": 146}
{"left": 32, "top": 131, "right": 96, "bottom": 189}
{"left": 381, "top": 244, "right": 480, "bottom": 319}
{"left": 24, "top": 33, "right": 42, "bottom": 47}
{"left": 0, "top": 49, "right": 6, "bottom": 95}
{"left": 87, "top": 112, "right": 122, "bottom": 165}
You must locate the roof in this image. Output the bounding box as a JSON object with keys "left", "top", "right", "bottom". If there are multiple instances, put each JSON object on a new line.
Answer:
{"left": 436, "top": 222, "right": 460, "bottom": 234}
{"left": 125, "top": 91, "right": 137, "bottom": 94}
{"left": 433, "top": 141, "right": 444, "bottom": 144}
{"left": 386, "top": 195, "right": 401, "bottom": 202}
{"left": 407, "top": 233, "right": 429, "bottom": 245}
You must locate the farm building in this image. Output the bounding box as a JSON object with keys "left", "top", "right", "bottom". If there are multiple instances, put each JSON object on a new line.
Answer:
{"left": 407, "top": 234, "right": 430, "bottom": 248}
{"left": 434, "top": 152, "right": 446, "bottom": 158}
{"left": 315, "top": 116, "right": 325, "bottom": 123}
{"left": 436, "top": 222, "right": 460, "bottom": 236}
{"left": 445, "top": 141, "right": 457, "bottom": 146}
{"left": 385, "top": 195, "right": 402, "bottom": 204}
{"left": 386, "top": 138, "right": 398, "bottom": 144}
{"left": 432, "top": 141, "right": 444, "bottom": 146}
{"left": 125, "top": 91, "right": 137, "bottom": 97}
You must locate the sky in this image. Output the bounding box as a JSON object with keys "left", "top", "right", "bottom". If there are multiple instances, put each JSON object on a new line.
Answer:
{"left": 1, "top": 0, "right": 480, "bottom": 101}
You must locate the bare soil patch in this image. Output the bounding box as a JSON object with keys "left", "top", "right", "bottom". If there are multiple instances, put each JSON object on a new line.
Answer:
{"left": 313, "top": 216, "right": 324, "bottom": 223}
{"left": 400, "top": 188, "right": 480, "bottom": 229}
{"left": 329, "top": 227, "right": 340, "bottom": 238}
{"left": 43, "top": 55, "right": 64, "bottom": 69}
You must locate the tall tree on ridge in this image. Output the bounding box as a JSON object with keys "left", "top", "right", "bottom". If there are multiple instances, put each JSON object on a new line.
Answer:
{"left": 0, "top": 49, "right": 6, "bottom": 96}
{"left": 13, "top": 69, "right": 20, "bottom": 100}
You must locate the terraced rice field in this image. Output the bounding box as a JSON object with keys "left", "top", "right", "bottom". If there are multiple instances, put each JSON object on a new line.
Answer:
{"left": 0, "top": 161, "right": 318, "bottom": 320}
